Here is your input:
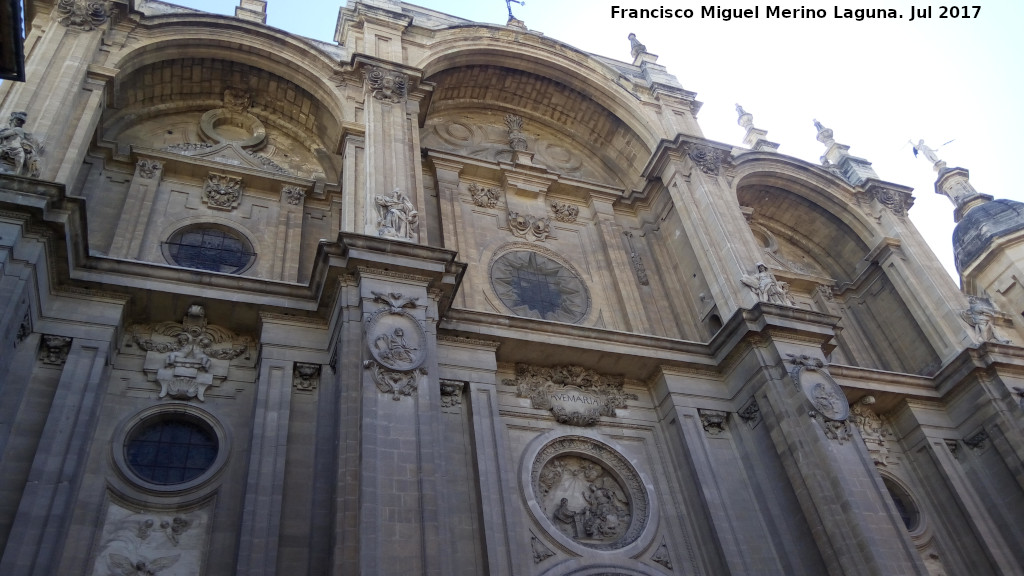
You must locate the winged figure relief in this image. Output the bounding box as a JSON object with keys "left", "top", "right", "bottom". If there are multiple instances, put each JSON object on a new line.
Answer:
{"left": 107, "top": 553, "right": 180, "bottom": 576}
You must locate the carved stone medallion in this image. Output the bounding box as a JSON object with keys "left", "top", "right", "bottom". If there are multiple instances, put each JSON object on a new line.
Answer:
{"left": 503, "top": 363, "right": 636, "bottom": 426}
{"left": 363, "top": 292, "right": 428, "bottom": 401}
{"left": 490, "top": 250, "right": 590, "bottom": 323}
{"left": 786, "top": 354, "right": 849, "bottom": 422}
{"left": 530, "top": 436, "right": 650, "bottom": 551}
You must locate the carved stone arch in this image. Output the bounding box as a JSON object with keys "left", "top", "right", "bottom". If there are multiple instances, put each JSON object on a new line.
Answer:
{"left": 104, "top": 29, "right": 344, "bottom": 148}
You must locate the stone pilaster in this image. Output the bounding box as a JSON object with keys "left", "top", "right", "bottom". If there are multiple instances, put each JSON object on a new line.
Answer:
{"left": 329, "top": 233, "right": 464, "bottom": 576}
{"left": 235, "top": 359, "right": 295, "bottom": 576}
{"left": 590, "top": 191, "right": 649, "bottom": 333}
{"left": 109, "top": 158, "right": 164, "bottom": 259}
{"left": 0, "top": 337, "right": 111, "bottom": 576}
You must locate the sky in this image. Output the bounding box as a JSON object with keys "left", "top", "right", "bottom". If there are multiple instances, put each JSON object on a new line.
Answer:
{"left": 162, "top": 0, "right": 1024, "bottom": 282}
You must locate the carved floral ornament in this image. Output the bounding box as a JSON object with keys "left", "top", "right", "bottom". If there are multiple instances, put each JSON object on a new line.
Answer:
{"left": 364, "top": 66, "right": 408, "bottom": 104}
{"left": 529, "top": 435, "right": 651, "bottom": 552}
{"left": 685, "top": 143, "right": 728, "bottom": 176}
{"left": 363, "top": 291, "right": 429, "bottom": 401}
{"left": 863, "top": 185, "right": 913, "bottom": 217}
{"left": 202, "top": 173, "right": 244, "bottom": 211}
{"left": 130, "top": 305, "right": 251, "bottom": 402}
{"left": 502, "top": 363, "right": 637, "bottom": 426}
{"left": 136, "top": 159, "right": 162, "bottom": 179}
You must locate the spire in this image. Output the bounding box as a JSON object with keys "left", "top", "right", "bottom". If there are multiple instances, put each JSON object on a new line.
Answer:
{"left": 813, "top": 120, "right": 878, "bottom": 185}
{"left": 735, "top": 104, "right": 779, "bottom": 152}
{"left": 628, "top": 33, "right": 647, "bottom": 59}
{"left": 235, "top": 0, "right": 267, "bottom": 24}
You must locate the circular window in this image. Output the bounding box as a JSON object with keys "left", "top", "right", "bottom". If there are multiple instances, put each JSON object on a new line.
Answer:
{"left": 883, "top": 477, "right": 920, "bottom": 531}
{"left": 490, "top": 249, "right": 590, "bottom": 323}
{"left": 164, "top": 225, "right": 254, "bottom": 274}
{"left": 125, "top": 413, "right": 219, "bottom": 486}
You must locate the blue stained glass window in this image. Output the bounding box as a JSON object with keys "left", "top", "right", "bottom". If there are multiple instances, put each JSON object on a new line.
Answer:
{"left": 125, "top": 415, "right": 218, "bottom": 485}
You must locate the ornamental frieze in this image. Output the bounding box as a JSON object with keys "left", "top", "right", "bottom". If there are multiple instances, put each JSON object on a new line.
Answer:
{"left": 502, "top": 363, "right": 637, "bottom": 426}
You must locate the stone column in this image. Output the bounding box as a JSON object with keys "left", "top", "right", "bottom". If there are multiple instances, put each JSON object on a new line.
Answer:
{"left": 109, "top": 158, "right": 164, "bottom": 259}
{"left": 235, "top": 358, "right": 295, "bottom": 576}
{"left": 0, "top": 337, "right": 111, "bottom": 576}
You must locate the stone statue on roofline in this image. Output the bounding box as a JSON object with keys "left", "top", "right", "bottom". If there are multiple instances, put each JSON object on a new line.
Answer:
{"left": 741, "top": 262, "right": 796, "bottom": 306}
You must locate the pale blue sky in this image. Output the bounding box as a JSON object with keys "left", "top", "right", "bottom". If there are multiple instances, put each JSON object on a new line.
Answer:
{"left": 159, "top": 0, "right": 1024, "bottom": 281}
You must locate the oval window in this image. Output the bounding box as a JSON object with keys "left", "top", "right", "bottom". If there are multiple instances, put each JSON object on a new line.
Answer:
{"left": 164, "top": 225, "right": 254, "bottom": 274}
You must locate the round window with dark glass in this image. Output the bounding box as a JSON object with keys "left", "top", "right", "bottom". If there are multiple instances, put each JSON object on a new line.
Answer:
{"left": 164, "top": 225, "right": 254, "bottom": 274}
{"left": 125, "top": 413, "right": 219, "bottom": 486}
{"left": 883, "top": 477, "right": 920, "bottom": 532}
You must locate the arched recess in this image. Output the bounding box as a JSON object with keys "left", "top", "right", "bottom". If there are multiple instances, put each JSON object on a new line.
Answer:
{"left": 733, "top": 156, "right": 941, "bottom": 374}
{"left": 414, "top": 27, "right": 660, "bottom": 188}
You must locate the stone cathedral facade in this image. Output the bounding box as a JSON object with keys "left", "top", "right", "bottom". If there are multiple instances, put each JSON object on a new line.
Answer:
{"left": 1, "top": 1, "right": 1023, "bottom": 575}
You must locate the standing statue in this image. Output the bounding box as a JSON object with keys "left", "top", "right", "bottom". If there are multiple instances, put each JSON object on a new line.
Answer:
{"left": 961, "top": 296, "right": 1011, "bottom": 344}
{"left": 375, "top": 188, "right": 419, "bottom": 240}
{"left": 0, "top": 112, "right": 43, "bottom": 178}
{"left": 910, "top": 139, "right": 943, "bottom": 165}
{"left": 741, "top": 262, "right": 796, "bottom": 306}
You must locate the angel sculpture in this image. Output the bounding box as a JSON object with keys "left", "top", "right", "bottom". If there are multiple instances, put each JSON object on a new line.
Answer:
{"left": 107, "top": 553, "right": 180, "bottom": 576}
{"left": 741, "top": 263, "right": 795, "bottom": 306}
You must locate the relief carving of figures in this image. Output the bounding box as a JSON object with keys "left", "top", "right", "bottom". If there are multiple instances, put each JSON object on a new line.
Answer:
{"left": 468, "top": 182, "right": 501, "bottom": 208}
{"left": 505, "top": 114, "right": 528, "bottom": 151}
{"left": 202, "top": 173, "right": 244, "bottom": 211}
{"left": 507, "top": 210, "right": 553, "bottom": 241}
{"left": 91, "top": 505, "right": 206, "bottom": 576}
{"left": 741, "top": 262, "right": 795, "bottom": 306}
{"left": 541, "top": 456, "right": 632, "bottom": 544}
{"left": 365, "top": 66, "right": 408, "bottom": 103}
{"left": 136, "top": 159, "right": 162, "bottom": 180}
{"left": 130, "top": 305, "right": 251, "bottom": 402}
{"left": 850, "top": 395, "right": 894, "bottom": 466}
{"left": 785, "top": 353, "right": 850, "bottom": 427}
{"left": 0, "top": 112, "right": 43, "bottom": 178}
{"left": 364, "top": 292, "right": 428, "bottom": 401}
{"left": 623, "top": 231, "right": 650, "bottom": 286}
{"left": 961, "top": 296, "right": 1011, "bottom": 344}
{"left": 57, "top": 0, "right": 109, "bottom": 31}
{"left": 550, "top": 201, "right": 579, "bottom": 223}
{"left": 375, "top": 188, "right": 419, "bottom": 240}
{"left": 282, "top": 186, "right": 305, "bottom": 206}
{"left": 502, "top": 363, "right": 637, "bottom": 426}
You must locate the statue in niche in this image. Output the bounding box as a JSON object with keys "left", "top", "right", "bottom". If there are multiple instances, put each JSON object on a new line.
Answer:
{"left": 741, "top": 262, "right": 795, "bottom": 306}
{"left": 0, "top": 112, "right": 43, "bottom": 177}
{"left": 375, "top": 188, "right": 419, "bottom": 239}
{"left": 961, "top": 296, "right": 1011, "bottom": 344}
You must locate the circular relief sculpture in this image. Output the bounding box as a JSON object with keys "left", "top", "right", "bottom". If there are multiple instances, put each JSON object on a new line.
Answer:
{"left": 490, "top": 250, "right": 589, "bottom": 323}
{"left": 531, "top": 436, "right": 649, "bottom": 551}
{"left": 124, "top": 412, "right": 219, "bottom": 486}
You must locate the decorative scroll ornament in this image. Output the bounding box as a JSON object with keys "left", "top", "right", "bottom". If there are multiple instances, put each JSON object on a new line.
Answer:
{"left": 531, "top": 436, "right": 649, "bottom": 551}
{"left": 469, "top": 182, "right": 501, "bottom": 208}
{"left": 502, "top": 363, "right": 637, "bottom": 426}
{"left": 202, "top": 173, "right": 243, "bottom": 210}
{"left": 698, "top": 409, "right": 728, "bottom": 436}
{"left": 737, "top": 397, "right": 762, "bottom": 428}
{"left": 293, "top": 363, "right": 321, "bottom": 391}
{"left": 130, "top": 305, "right": 250, "bottom": 402}
{"left": 375, "top": 188, "right": 419, "bottom": 240}
{"left": 961, "top": 296, "right": 1012, "bottom": 344}
{"left": 866, "top": 184, "right": 912, "bottom": 217}
{"left": 136, "top": 159, "right": 162, "bottom": 179}
{"left": 849, "top": 396, "right": 894, "bottom": 466}
{"left": 282, "top": 186, "right": 305, "bottom": 206}
{"left": 440, "top": 379, "right": 465, "bottom": 408}
{"left": 687, "top": 144, "right": 726, "bottom": 176}
{"left": 0, "top": 112, "right": 43, "bottom": 177}
{"left": 505, "top": 114, "right": 528, "bottom": 151}
{"left": 57, "top": 0, "right": 109, "bottom": 31}
{"left": 364, "top": 292, "right": 428, "bottom": 401}
{"left": 365, "top": 66, "right": 408, "bottom": 103}
{"left": 741, "top": 262, "right": 795, "bottom": 306}
{"left": 550, "top": 201, "right": 579, "bottom": 223}
{"left": 530, "top": 533, "right": 555, "bottom": 563}
{"left": 39, "top": 335, "right": 72, "bottom": 365}
{"left": 507, "top": 210, "right": 552, "bottom": 241}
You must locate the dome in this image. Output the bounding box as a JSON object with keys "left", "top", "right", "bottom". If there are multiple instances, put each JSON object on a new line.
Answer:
{"left": 953, "top": 198, "right": 1024, "bottom": 272}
